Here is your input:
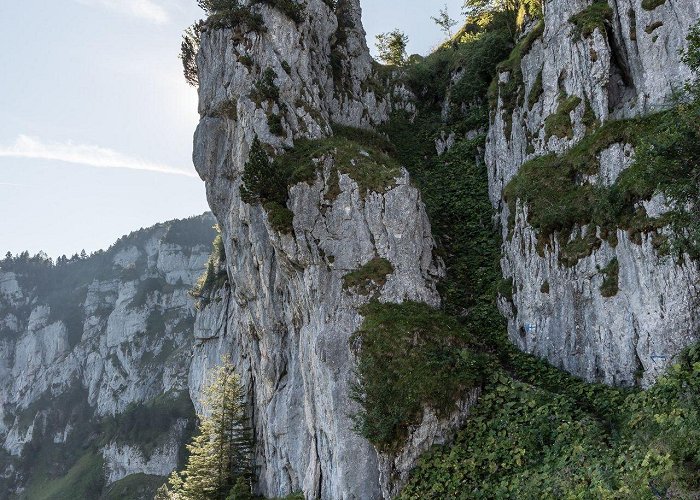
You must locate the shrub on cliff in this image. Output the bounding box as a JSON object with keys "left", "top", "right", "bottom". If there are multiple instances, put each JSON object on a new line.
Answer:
{"left": 191, "top": 228, "right": 229, "bottom": 308}
{"left": 240, "top": 137, "right": 289, "bottom": 206}
{"left": 197, "top": 0, "right": 265, "bottom": 31}
{"left": 180, "top": 22, "right": 202, "bottom": 87}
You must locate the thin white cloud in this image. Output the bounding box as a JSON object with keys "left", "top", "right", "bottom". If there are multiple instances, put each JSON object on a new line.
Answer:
{"left": 76, "top": 0, "right": 170, "bottom": 24}
{"left": 0, "top": 182, "right": 34, "bottom": 188}
{"left": 0, "top": 135, "right": 197, "bottom": 178}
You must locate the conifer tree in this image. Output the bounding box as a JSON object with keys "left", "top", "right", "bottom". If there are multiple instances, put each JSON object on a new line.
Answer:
{"left": 240, "top": 136, "right": 288, "bottom": 205}
{"left": 160, "top": 357, "right": 254, "bottom": 500}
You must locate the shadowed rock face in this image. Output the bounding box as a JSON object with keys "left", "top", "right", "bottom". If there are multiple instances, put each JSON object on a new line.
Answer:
{"left": 486, "top": 0, "right": 700, "bottom": 387}
{"left": 0, "top": 214, "right": 215, "bottom": 496}
{"left": 190, "top": 1, "right": 447, "bottom": 498}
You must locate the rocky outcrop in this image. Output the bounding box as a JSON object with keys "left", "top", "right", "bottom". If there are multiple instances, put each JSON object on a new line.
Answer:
{"left": 0, "top": 215, "right": 215, "bottom": 495}
{"left": 487, "top": 0, "right": 700, "bottom": 386}
{"left": 103, "top": 419, "right": 190, "bottom": 485}
{"left": 190, "top": 1, "right": 453, "bottom": 498}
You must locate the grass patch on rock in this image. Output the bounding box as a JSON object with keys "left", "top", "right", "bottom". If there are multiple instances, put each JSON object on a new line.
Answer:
{"left": 569, "top": 0, "right": 613, "bottom": 40}
{"left": 342, "top": 258, "right": 394, "bottom": 295}
{"left": 351, "top": 301, "right": 490, "bottom": 451}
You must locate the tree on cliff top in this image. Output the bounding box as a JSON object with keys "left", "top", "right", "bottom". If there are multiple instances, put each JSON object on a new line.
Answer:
{"left": 158, "top": 357, "right": 253, "bottom": 500}
{"left": 463, "top": 0, "right": 542, "bottom": 37}
{"left": 375, "top": 29, "right": 409, "bottom": 67}
{"left": 432, "top": 4, "right": 459, "bottom": 38}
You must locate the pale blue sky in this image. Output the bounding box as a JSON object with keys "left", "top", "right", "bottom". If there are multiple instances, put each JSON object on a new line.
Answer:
{"left": 0, "top": 0, "right": 463, "bottom": 258}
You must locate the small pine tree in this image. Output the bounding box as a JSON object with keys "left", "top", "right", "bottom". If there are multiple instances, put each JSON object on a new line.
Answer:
{"left": 375, "top": 29, "right": 409, "bottom": 66}
{"left": 162, "top": 357, "right": 254, "bottom": 500}
{"left": 240, "top": 137, "right": 288, "bottom": 205}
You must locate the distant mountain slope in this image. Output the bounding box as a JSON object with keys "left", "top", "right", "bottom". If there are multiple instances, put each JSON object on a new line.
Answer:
{"left": 0, "top": 213, "right": 216, "bottom": 499}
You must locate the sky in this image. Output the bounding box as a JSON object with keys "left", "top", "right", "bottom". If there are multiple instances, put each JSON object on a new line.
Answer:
{"left": 0, "top": 0, "right": 463, "bottom": 258}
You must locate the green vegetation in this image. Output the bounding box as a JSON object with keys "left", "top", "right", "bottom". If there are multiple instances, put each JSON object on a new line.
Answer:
{"left": 527, "top": 69, "right": 543, "bottom": 109}
{"left": 505, "top": 102, "right": 700, "bottom": 260}
{"left": 641, "top": 0, "right": 667, "bottom": 10}
{"left": 254, "top": 0, "right": 305, "bottom": 23}
{"left": 645, "top": 21, "right": 664, "bottom": 34}
{"left": 356, "top": 10, "right": 700, "bottom": 498}
{"left": 491, "top": 19, "right": 545, "bottom": 136}
{"left": 505, "top": 115, "right": 651, "bottom": 250}
{"left": 375, "top": 29, "right": 409, "bottom": 66}
{"left": 568, "top": 0, "right": 613, "bottom": 40}
{"left": 103, "top": 474, "right": 167, "bottom": 500}
{"left": 196, "top": 0, "right": 265, "bottom": 31}
{"left": 161, "top": 358, "right": 254, "bottom": 500}
{"left": 239, "top": 125, "right": 402, "bottom": 234}
{"left": 356, "top": 11, "right": 516, "bottom": 452}
{"left": 217, "top": 99, "right": 239, "bottom": 120}
{"left": 251, "top": 68, "right": 280, "bottom": 104}
{"left": 342, "top": 258, "right": 394, "bottom": 295}
{"left": 544, "top": 93, "right": 582, "bottom": 140}
{"left": 277, "top": 125, "right": 402, "bottom": 197}
{"left": 192, "top": 228, "right": 229, "bottom": 307}
{"left": 22, "top": 452, "right": 105, "bottom": 500}
{"left": 351, "top": 302, "right": 490, "bottom": 450}
{"left": 263, "top": 201, "right": 294, "bottom": 233}
{"left": 267, "top": 113, "right": 284, "bottom": 136}
{"left": 431, "top": 4, "right": 458, "bottom": 38}
{"left": 600, "top": 257, "right": 620, "bottom": 297}
{"left": 241, "top": 137, "right": 288, "bottom": 205}
{"left": 400, "top": 344, "right": 700, "bottom": 498}
{"left": 101, "top": 392, "right": 196, "bottom": 460}
{"left": 240, "top": 137, "right": 295, "bottom": 233}
{"left": 180, "top": 22, "right": 203, "bottom": 87}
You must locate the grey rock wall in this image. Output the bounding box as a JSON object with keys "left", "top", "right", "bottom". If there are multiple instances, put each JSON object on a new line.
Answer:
{"left": 189, "top": 1, "right": 458, "bottom": 498}
{"left": 486, "top": 0, "right": 700, "bottom": 386}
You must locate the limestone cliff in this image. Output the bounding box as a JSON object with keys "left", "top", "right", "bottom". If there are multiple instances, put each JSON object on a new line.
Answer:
{"left": 487, "top": 0, "right": 700, "bottom": 386}
{"left": 189, "top": 1, "right": 450, "bottom": 498}
{"left": 0, "top": 215, "right": 215, "bottom": 497}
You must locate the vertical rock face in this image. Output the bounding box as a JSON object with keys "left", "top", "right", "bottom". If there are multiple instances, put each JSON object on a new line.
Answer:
{"left": 487, "top": 0, "right": 700, "bottom": 386}
{"left": 0, "top": 215, "right": 215, "bottom": 495}
{"left": 190, "top": 1, "right": 444, "bottom": 498}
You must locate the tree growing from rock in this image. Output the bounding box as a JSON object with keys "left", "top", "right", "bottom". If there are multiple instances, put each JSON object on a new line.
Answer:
{"left": 240, "top": 137, "right": 288, "bottom": 206}
{"left": 180, "top": 21, "right": 203, "bottom": 87}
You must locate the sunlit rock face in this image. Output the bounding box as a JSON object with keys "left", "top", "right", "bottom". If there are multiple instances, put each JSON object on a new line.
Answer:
{"left": 486, "top": 0, "right": 700, "bottom": 387}
{"left": 0, "top": 215, "right": 215, "bottom": 495}
{"left": 189, "top": 1, "right": 456, "bottom": 498}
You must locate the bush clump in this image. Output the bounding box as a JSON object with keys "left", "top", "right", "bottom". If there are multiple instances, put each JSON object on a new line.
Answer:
{"left": 544, "top": 93, "right": 582, "bottom": 140}
{"left": 600, "top": 257, "right": 620, "bottom": 297}
{"left": 641, "top": 0, "right": 667, "bottom": 10}
{"left": 197, "top": 0, "right": 265, "bottom": 31}
{"left": 191, "top": 229, "right": 229, "bottom": 307}
{"left": 351, "top": 301, "right": 490, "bottom": 450}
{"left": 277, "top": 126, "right": 402, "bottom": 198}
{"left": 254, "top": 0, "right": 306, "bottom": 23}
{"left": 342, "top": 258, "right": 394, "bottom": 295}
{"left": 568, "top": 0, "right": 613, "bottom": 40}
{"left": 400, "top": 344, "right": 700, "bottom": 498}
